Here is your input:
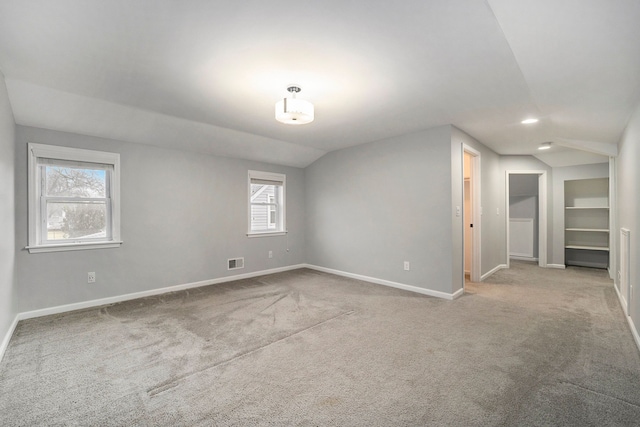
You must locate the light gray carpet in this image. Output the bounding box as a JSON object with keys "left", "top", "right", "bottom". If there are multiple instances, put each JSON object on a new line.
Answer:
{"left": 1, "top": 262, "right": 640, "bottom": 426}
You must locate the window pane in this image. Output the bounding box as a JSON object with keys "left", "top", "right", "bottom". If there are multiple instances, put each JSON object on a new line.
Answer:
{"left": 45, "top": 165, "right": 107, "bottom": 198}
{"left": 251, "top": 204, "right": 276, "bottom": 231}
{"left": 250, "top": 183, "right": 280, "bottom": 231}
{"left": 269, "top": 208, "right": 276, "bottom": 225}
{"left": 46, "top": 201, "right": 107, "bottom": 240}
{"left": 250, "top": 183, "right": 280, "bottom": 201}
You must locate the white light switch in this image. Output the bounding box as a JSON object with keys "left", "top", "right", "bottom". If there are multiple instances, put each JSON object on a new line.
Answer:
{"left": 456, "top": 206, "right": 461, "bottom": 217}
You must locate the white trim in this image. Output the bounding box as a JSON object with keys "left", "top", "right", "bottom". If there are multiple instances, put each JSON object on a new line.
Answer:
{"left": 247, "top": 231, "right": 287, "bottom": 238}
{"left": 305, "top": 264, "right": 460, "bottom": 300}
{"left": 451, "top": 288, "right": 464, "bottom": 300}
{"left": 25, "top": 241, "right": 123, "bottom": 253}
{"left": 620, "top": 228, "right": 631, "bottom": 314}
{"left": 248, "top": 170, "right": 286, "bottom": 235}
{"left": 0, "top": 315, "right": 20, "bottom": 363}
{"left": 27, "top": 143, "right": 121, "bottom": 253}
{"left": 609, "top": 157, "right": 617, "bottom": 281}
{"left": 510, "top": 256, "right": 539, "bottom": 262}
{"left": 481, "top": 264, "right": 507, "bottom": 281}
{"left": 627, "top": 316, "right": 640, "bottom": 353}
{"left": 546, "top": 264, "right": 566, "bottom": 269}
{"left": 462, "top": 145, "right": 481, "bottom": 284}
{"left": 16, "top": 264, "right": 306, "bottom": 321}
{"left": 614, "top": 282, "right": 640, "bottom": 353}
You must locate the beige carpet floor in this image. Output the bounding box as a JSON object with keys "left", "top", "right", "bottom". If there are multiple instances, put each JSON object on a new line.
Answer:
{"left": 1, "top": 261, "right": 639, "bottom": 426}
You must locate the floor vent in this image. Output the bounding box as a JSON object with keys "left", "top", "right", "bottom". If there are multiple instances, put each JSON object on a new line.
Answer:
{"left": 228, "top": 257, "right": 244, "bottom": 270}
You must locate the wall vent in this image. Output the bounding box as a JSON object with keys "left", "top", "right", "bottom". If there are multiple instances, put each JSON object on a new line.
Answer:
{"left": 228, "top": 257, "right": 244, "bottom": 270}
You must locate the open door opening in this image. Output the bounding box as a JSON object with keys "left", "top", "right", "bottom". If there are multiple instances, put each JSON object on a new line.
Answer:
{"left": 463, "top": 146, "right": 481, "bottom": 286}
{"left": 464, "top": 153, "right": 473, "bottom": 279}
{"left": 505, "top": 171, "right": 548, "bottom": 269}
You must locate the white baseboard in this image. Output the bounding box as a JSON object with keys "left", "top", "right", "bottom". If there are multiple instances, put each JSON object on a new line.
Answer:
{"left": 481, "top": 264, "right": 507, "bottom": 281}
{"left": 510, "top": 256, "right": 539, "bottom": 262}
{"left": 613, "top": 282, "right": 628, "bottom": 316}
{"left": 0, "top": 315, "right": 20, "bottom": 364}
{"left": 17, "top": 264, "right": 307, "bottom": 322}
{"left": 304, "top": 264, "right": 459, "bottom": 300}
{"left": 627, "top": 314, "right": 640, "bottom": 354}
{"left": 546, "top": 264, "right": 566, "bottom": 269}
{"left": 451, "top": 288, "right": 465, "bottom": 300}
{"left": 613, "top": 281, "right": 640, "bottom": 353}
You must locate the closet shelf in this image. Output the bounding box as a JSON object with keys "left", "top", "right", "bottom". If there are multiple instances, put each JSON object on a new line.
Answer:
{"left": 564, "top": 177, "right": 610, "bottom": 269}
{"left": 565, "top": 245, "right": 609, "bottom": 251}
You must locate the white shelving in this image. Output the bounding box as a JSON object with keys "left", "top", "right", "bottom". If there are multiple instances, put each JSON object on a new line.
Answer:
{"left": 565, "top": 245, "right": 610, "bottom": 251}
{"left": 564, "top": 178, "right": 610, "bottom": 269}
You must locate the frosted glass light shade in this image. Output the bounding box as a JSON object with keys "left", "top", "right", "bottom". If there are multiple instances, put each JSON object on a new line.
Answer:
{"left": 275, "top": 97, "right": 314, "bottom": 124}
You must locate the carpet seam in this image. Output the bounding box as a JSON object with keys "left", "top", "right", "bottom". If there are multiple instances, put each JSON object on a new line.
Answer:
{"left": 561, "top": 380, "right": 640, "bottom": 409}
{"left": 146, "top": 309, "right": 355, "bottom": 397}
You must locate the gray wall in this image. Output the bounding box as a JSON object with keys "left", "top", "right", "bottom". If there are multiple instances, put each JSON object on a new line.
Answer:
{"left": 15, "top": 126, "right": 306, "bottom": 312}
{"left": 616, "top": 101, "right": 640, "bottom": 334}
{"left": 0, "top": 73, "right": 16, "bottom": 344}
{"left": 451, "top": 126, "right": 504, "bottom": 286}
{"left": 305, "top": 126, "right": 455, "bottom": 294}
{"left": 551, "top": 162, "right": 609, "bottom": 266}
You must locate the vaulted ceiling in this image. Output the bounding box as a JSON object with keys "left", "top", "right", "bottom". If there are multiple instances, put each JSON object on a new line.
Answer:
{"left": 1, "top": 0, "right": 638, "bottom": 167}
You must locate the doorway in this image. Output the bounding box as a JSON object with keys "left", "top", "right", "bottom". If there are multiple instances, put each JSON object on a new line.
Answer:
{"left": 505, "top": 171, "right": 548, "bottom": 268}
{"left": 464, "top": 154, "right": 473, "bottom": 278}
{"left": 463, "top": 146, "right": 481, "bottom": 284}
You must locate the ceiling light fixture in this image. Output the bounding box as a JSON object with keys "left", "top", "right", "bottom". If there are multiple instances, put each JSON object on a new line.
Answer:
{"left": 275, "top": 86, "right": 314, "bottom": 125}
{"left": 521, "top": 118, "right": 539, "bottom": 124}
{"left": 538, "top": 142, "right": 552, "bottom": 150}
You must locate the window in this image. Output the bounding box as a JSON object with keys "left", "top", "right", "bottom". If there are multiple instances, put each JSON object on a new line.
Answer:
{"left": 248, "top": 170, "right": 286, "bottom": 236}
{"left": 27, "top": 143, "right": 122, "bottom": 253}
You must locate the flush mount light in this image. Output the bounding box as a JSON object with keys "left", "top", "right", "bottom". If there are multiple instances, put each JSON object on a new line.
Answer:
{"left": 538, "top": 142, "right": 552, "bottom": 150}
{"left": 275, "top": 86, "right": 314, "bottom": 125}
{"left": 521, "top": 118, "right": 539, "bottom": 124}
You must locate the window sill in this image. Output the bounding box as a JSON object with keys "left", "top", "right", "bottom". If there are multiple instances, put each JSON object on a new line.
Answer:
{"left": 26, "top": 241, "right": 123, "bottom": 254}
{"left": 246, "top": 231, "right": 287, "bottom": 238}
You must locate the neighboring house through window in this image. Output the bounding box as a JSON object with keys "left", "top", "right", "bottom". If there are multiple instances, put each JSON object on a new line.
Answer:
{"left": 248, "top": 170, "right": 286, "bottom": 236}
{"left": 27, "top": 143, "right": 122, "bottom": 253}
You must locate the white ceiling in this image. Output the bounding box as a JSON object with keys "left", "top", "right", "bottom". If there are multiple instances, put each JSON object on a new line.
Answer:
{"left": 1, "top": 0, "right": 638, "bottom": 167}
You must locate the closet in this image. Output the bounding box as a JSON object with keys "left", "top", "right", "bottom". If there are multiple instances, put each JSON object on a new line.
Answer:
{"left": 564, "top": 178, "right": 609, "bottom": 268}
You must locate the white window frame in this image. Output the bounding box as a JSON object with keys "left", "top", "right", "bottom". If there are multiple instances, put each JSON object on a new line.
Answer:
{"left": 247, "top": 170, "right": 286, "bottom": 237}
{"left": 27, "top": 143, "right": 123, "bottom": 253}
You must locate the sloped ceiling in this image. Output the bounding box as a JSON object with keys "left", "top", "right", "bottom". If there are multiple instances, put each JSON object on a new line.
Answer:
{"left": 0, "top": 0, "right": 638, "bottom": 167}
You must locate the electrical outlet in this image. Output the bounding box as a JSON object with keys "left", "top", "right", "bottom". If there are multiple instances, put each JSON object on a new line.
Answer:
{"left": 404, "top": 261, "right": 410, "bottom": 271}
{"left": 268, "top": 250, "right": 273, "bottom": 259}
{"left": 88, "top": 272, "right": 96, "bottom": 283}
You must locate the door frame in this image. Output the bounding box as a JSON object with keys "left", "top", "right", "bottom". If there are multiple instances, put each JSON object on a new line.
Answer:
{"left": 505, "top": 170, "right": 548, "bottom": 268}
{"left": 463, "top": 145, "right": 481, "bottom": 283}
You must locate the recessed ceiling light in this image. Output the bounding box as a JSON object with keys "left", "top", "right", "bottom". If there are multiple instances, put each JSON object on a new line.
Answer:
{"left": 521, "top": 118, "right": 539, "bottom": 124}
{"left": 538, "top": 142, "right": 552, "bottom": 150}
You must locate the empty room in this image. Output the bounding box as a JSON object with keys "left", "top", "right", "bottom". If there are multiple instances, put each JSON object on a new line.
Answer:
{"left": 1, "top": 1, "right": 640, "bottom": 425}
